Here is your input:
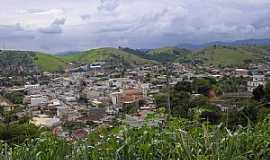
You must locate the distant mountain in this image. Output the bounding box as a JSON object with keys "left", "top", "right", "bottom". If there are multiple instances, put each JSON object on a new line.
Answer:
{"left": 178, "top": 45, "right": 270, "bottom": 67}
{"left": 177, "top": 38, "right": 270, "bottom": 49}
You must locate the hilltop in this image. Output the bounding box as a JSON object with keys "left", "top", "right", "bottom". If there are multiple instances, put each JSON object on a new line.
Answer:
{"left": 0, "top": 50, "right": 67, "bottom": 75}
{"left": 179, "top": 45, "right": 270, "bottom": 67}
{"left": 146, "top": 47, "right": 191, "bottom": 63}
{"left": 0, "top": 48, "right": 156, "bottom": 74}
{"left": 177, "top": 38, "right": 270, "bottom": 49}
{"left": 119, "top": 47, "right": 191, "bottom": 63}
{"left": 63, "top": 48, "right": 156, "bottom": 67}
{"left": 1, "top": 45, "right": 270, "bottom": 74}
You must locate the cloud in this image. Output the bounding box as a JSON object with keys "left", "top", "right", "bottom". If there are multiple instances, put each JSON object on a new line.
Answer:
{"left": 38, "top": 18, "right": 66, "bottom": 34}
{"left": 52, "top": 17, "right": 66, "bottom": 25}
{"left": 98, "top": 0, "right": 120, "bottom": 12}
{"left": 0, "top": 0, "right": 270, "bottom": 52}
{"left": 24, "top": 9, "right": 64, "bottom": 16}
{"left": 80, "top": 14, "right": 91, "bottom": 20}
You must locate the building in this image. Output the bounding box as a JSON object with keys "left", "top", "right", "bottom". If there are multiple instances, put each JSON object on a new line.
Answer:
{"left": 247, "top": 75, "right": 265, "bottom": 92}
{"left": 28, "top": 95, "right": 49, "bottom": 107}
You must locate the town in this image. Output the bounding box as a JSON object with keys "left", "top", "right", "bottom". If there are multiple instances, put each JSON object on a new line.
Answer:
{"left": 0, "top": 60, "right": 269, "bottom": 141}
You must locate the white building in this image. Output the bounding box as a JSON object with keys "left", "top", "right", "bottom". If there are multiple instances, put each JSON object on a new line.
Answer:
{"left": 30, "top": 95, "right": 48, "bottom": 107}
{"left": 31, "top": 115, "right": 61, "bottom": 128}
{"left": 25, "top": 84, "right": 40, "bottom": 90}
{"left": 247, "top": 75, "right": 265, "bottom": 92}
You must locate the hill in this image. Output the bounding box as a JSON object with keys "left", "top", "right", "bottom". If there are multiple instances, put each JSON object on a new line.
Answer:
{"left": 33, "top": 53, "right": 67, "bottom": 72}
{"left": 0, "top": 50, "right": 67, "bottom": 75}
{"left": 179, "top": 45, "right": 270, "bottom": 67}
{"left": 145, "top": 47, "right": 191, "bottom": 63}
{"left": 63, "top": 48, "right": 156, "bottom": 67}
{"left": 177, "top": 38, "right": 270, "bottom": 49}
{"left": 0, "top": 48, "right": 155, "bottom": 75}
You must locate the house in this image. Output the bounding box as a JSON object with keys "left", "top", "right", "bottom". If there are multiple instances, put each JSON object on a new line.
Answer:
{"left": 28, "top": 95, "right": 49, "bottom": 107}
{"left": 235, "top": 69, "right": 249, "bottom": 77}
{"left": 31, "top": 115, "right": 61, "bottom": 128}
{"left": 247, "top": 75, "right": 265, "bottom": 92}
{"left": 25, "top": 84, "right": 40, "bottom": 90}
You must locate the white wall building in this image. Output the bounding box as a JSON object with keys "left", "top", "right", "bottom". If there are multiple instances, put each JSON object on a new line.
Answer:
{"left": 247, "top": 75, "right": 265, "bottom": 92}
{"left": 30, "top": 95, "right": 48, "bottom": 107}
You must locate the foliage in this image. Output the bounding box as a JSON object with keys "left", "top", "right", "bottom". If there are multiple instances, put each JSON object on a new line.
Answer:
{"left": 146, "top": 47, "right": 191, "bottom": 63}
{"left": 2, "top": 117, "right": 270, "bottom": 159}
{"left": 174, "top": 81, "right": 192, "bottom": 93}
{"left": 171, "top": 91, "right": 191, "bottom": 117}
{"left": 153, "top": 92, "right": 168, "bottom": 108}
{"left": 252, "top": 85, "right": 265, "bottom": 101}
{"left": 0, "top": 122, "right": 42, "bottom": 144}
{"left": 33, "top": 53, "right": 67, "bottom": 72}
{"left": 2, "top": 91, "right": 24, "bottom": 104}
{"left": 220, "top": 77, "right": 246, "bottom": 93}
{"left": 63, "top": 48, "right": 156, "bottom": 67}
{"left": 181, "top": 45, "right": 270, "bottom": 67}
{"left": 264, "top": 81, "right": 270, "bottom": 101}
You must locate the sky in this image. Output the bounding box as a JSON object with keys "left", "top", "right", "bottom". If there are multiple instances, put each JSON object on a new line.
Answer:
{"left": 0, "top": 0, "right": 270, "bottom": 53}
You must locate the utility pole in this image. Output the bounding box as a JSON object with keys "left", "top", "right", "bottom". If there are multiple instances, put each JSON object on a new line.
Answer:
{"left": 166, "top": 63, "right": 171, "bottom": 117}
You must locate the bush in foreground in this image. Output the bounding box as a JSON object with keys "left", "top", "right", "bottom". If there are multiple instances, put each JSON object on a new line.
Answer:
{"left": 1, "top": 117, "right": 270, "bottom": 160}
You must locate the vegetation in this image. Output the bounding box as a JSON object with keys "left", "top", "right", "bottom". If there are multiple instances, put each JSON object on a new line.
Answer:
{"left": 63, "top": 48, "right": 156, "bottom": 67}
{"left": 1, "top": 45, "right": 270, "bottom": 74}
{"left": 1, "top": 80, "right": 270, "bottom": 159}
{"left": 1, "top": 116, "right": 270, "bottom": 159}
{"left": 33, "top": 53, "right": 67, "bottom": 72}
{"left": 1, "top": 91, "right": 24, "bottom": 104}
{"left": 0, "top": 50, "right": 38, "bottom": 75}
{"left": 179, "top": 45, "right": 270, "bottom": 67}
{"left": 146, "top": 47, "right": 191, "bottom": 63}
{"left": 0, "top": 50, "right": 67, "bottom": 74}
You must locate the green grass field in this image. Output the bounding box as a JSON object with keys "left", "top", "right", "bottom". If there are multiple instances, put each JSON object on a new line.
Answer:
{"left": 63, "top": 48, "right": 156, "bottom": 66}
{"left": 180, "top": 45, "right": 268, "bottom": 67}
{"left": 147, "top": 47, "right": 191, "bottom": 62}
{"left": 33, "top": 53, "right": 68, "bottom": 72}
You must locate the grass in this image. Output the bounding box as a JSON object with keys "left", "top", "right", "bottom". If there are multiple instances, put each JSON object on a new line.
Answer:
{"left": 1, "top": 116, "right": 270, "bottom": 159}
{"left": 179, "top": 45, "right": 270, "bottom": 67}
{"left": 33, "top": 53, "right": 68, "bottom": 72}
{"left": 63, "top": 48, "right": 156, "bottom": 66}
{"left": 147, "top": 47, "right": 191, "bottom": 63}
{"left": 182, "top": 46, "right": 255, "bottom": 67}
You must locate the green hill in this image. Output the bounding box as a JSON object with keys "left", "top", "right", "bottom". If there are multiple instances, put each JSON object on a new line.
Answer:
{"left": 0, "top": 48, "right": 155, "bottom": 74}
{"left": 146, "top": 47, "right": 191, "bottom": 63}
{"left": 0, "top": 50, "right": 67, "bottom": 74}
{"left": 179, "top": 45, "right": 270, "bottom": 67}
{"left": 63, "top": 48, "right": 156, "bottom": 66}
{"left": 33, "top": 53, "right": 67, "bottom": 72}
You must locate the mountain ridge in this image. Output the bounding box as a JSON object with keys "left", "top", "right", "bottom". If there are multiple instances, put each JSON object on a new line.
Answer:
{"left": 177, "top": 38, "right": 270, "bottom": 49}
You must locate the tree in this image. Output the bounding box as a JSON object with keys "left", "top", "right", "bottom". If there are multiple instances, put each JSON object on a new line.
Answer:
{"left": 171, "top": 91, "right": 191, "bottom": 117}
{"left": 252, "top": 85, "right": 265, "bottom": 101}
{"left": 154, "top": 92, "right": 168, "bottom": 108}
{"left": 264, "top": 81, "right": 270, "bottom": 101}
{"left": 192, "top": 79, "right": 211, "bottom": 96}
{"left": 174, "top": 81, "right": 192, "bottom": 93}
{"left": 200, "top": 111, "right": 221, "bottom": 124}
